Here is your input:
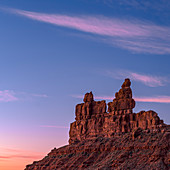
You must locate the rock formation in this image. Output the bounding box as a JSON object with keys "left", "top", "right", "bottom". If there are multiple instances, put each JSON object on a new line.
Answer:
{"left": 75, "top": 91, "right": 106, "bottom": 121}
{"left": 69, "top": 78, "right": 165, "bottom": 144}
{"left": 25, "top": 79, "right": 170, "bottom": 170}
{"left": 108, "top": 78, "right": 135, "bottom": 113}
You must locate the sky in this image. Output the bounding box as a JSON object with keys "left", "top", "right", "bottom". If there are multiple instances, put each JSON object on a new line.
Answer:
{"left": 0, "top": 0, "right": 170, "bottom": 169}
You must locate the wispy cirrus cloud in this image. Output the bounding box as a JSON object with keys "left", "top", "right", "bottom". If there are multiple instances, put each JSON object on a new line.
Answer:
{"left": 110, "top": 38, "right": 170, "bottom": 54}
{"left": 0, "top": 90, "right": 18, "bottom": 102}
{"left": 0, "top": 147, "right": 44, "bottom": 160}
{"left": 135, "top": 96, "right": 170, "bottom": 103}
{"left": 105, "top": 70, "right": 168, "bottom": 87}
{"left": 102, "top": 0, "right": 170, "bottom": 11}
{"left": 5, "top": 8, "right": 151, "bottom": 37}
{"left": 19, "top": 92, "right": 48, "bottom": 100}
{"left": 0, "top": 90, "right": 48, "bottom": 102}
{"left": 128, "top": 72, "right": 166, "bottom": 87}
{"left": 2, "top": 7, "right": 170, "bottom": 54}
{"left": 71, "top": 94, "right": 170, "bottom": 103}
{"left": 0, "top": 154, "right": 42, "bottom": 159}
{"left": 71, "top": 94, "right": 112, "bottom": 100}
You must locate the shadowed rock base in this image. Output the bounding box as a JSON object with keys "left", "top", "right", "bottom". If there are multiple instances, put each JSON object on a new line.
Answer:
{"left": 25, "top": 128, "right": 170, "bottom": 170}
{"left": 25, "top": 79, "right": 170, "bottom": 170}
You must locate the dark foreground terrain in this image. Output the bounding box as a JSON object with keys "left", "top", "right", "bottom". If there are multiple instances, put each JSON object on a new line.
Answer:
{"left": 26, "top": 127, "right": 170, "bottom": 170}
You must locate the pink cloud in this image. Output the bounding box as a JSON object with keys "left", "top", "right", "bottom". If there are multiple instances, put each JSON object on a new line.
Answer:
{"left": 114, "top": 39, "right": 170, "bottom": 54}
{"left": 129, "top": 72, "right": 165, "bottom": 87}
{"left": 71, "top": 94, "right": 112, "bottom": 100}
{"left": 0, "top": 155, "right": 43, "bottom": 159}
{"left": 8, "top": 8, "right": 151, "bottom": 38}
{"left": 71, "top": 94, "right": 170, "bottom": 103}
{"left": 0, "top": 90, "right": 18, "bottom": 102}
{"left": 106, "top": 70, "right": 168, "bottom": 87}
{"left": 135, "top": 96, "right": 170, "bottom": 103}
{"left": 0, "top": 90, "right": 48, "bottom": 102}
{"left": 0, "top": 156, "right": 10, "bottom": 159}
{"left": 0, "top": 147, "right": 44, "bottom": 160}
{"left": 1, "top": 8, "right": 169, "bottom": 54}
{"left": 102, "top": 0, "right": 170, "bottom": 12}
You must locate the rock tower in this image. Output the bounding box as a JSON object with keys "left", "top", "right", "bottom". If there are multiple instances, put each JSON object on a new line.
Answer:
{"left": 69, "top": 78, "right": 165, "bottom": 144}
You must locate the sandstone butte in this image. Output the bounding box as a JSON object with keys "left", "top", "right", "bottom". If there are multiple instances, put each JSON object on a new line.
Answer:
{"left": 25, "top": 79, "right": 170, "bottom": 170}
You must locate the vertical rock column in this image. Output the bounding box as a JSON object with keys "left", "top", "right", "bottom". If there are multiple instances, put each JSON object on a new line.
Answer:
{"left": 69, "top": 92, "right": 106, "bottom": 144}
{"left": 108, "top": 78, "right": 135, "bottom": 115}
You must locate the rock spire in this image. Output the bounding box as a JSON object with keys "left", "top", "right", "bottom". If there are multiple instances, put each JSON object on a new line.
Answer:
{"left": 108, "top": 78, "right": 135, "bottom": 114}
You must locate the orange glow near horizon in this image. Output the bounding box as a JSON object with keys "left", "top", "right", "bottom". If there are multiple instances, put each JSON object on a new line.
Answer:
{"left": 0, "top": 125, "right": 69, "bottom": 170}
{"left": 0, "top": 147, "right": 45, "bottom": 170}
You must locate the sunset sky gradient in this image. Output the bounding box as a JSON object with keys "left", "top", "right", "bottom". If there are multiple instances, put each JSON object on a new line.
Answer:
{"left": 0, "top": 0, "right": 170, "bottom": 169}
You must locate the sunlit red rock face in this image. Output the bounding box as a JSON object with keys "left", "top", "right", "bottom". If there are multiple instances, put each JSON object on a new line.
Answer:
{"left": 69, "top": 78, "right": 165, "bottom": 144}
{"left": 25, "top": 79, "right": 170, "bottom": 170}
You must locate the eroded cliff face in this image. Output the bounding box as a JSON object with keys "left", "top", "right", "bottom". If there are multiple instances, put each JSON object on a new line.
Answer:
{"left": 25, "top": 79, "right": 170, "bottom": 170}
{"left": 69, "top": 78, "right": 165, "bottom": 144}
{"left": 26, "top": 131, "right": 170, "bottom": 170}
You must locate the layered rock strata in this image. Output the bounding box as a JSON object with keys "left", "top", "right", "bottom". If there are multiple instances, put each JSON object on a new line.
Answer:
{"left": 25, "top": 79, "right": 169, "bottom": 170}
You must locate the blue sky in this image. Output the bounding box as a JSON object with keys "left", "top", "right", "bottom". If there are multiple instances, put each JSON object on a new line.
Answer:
{"left": 0, "top": 1, "right": 170, "bottom": 169}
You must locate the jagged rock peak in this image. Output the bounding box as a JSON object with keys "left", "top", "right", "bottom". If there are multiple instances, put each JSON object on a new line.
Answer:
{"left": 108, "top": 78, "right": 135, "bottom": 113}
{"left": 117, "top": 78, "right": 133, "bottom": 99}
{"left": 75, "top": 91, "right": 106, "bottom": 121}
{"left": 121, "top": 78, "right": 131, "bottom": 88}
{"left": 83, "top": 91, "right": 94, "bottom": 102}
